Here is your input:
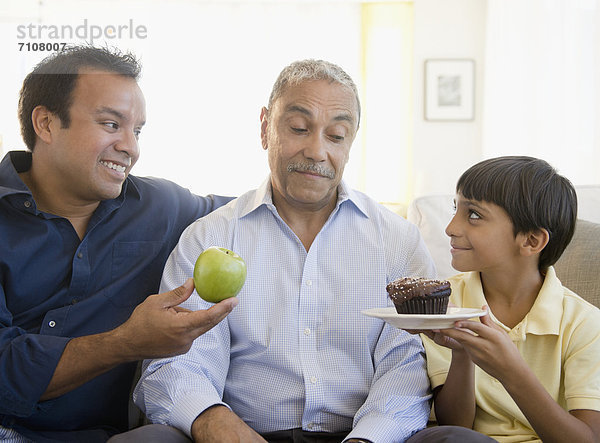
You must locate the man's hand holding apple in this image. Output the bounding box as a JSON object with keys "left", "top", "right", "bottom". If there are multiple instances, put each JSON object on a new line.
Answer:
{"left": 113, "top": 278, "right": 239, "bottom": 361}
{"left": 115, "top": 246, "right": 246, "bottom": 360}
{"left": 42, "top": 277, "right": 239, "bottom": 400}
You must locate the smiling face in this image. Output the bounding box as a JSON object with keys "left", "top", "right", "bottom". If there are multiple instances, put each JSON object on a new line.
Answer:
{"left": 261, "top": 79, "right": 358, "bottom": 212}
{"left": 445, "top": 194, "right": 525, "bottom": 274}
{"left": 39, "top": 68, "right": 146, "bottom": 204}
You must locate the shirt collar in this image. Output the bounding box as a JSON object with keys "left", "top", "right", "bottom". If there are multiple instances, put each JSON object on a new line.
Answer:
{"left": 459, "top": 271, "right": 487, "bottom": 309}
{"left": 0, "top": 151, "right": 33, "bottom": 198}
{"left": 523, "top": 266, "right": 563, "bottom": 336}
{"left": 458, "top": 269, "right": 562, "bottom": 340}
{"left": 238, "top": 175, "right": 369, "bottom": 219}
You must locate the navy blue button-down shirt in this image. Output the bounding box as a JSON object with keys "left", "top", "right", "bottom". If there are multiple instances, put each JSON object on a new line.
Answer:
{"left": 0, "top": 151, "right": 232, "bottom": 441}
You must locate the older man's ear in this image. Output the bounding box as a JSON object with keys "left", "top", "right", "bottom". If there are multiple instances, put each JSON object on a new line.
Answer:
{"left": 260, "top": 107, "right": 269, "bottom": 151}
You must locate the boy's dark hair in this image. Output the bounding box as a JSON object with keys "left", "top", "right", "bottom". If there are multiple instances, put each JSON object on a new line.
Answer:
{"left": 456, "top": 156, "right": 577, "bottom": 271}
{"left": 18, "top": 45, "right": 142, "bottom": 151}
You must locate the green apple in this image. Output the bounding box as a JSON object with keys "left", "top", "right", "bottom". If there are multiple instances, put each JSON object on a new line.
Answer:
{"left": 193, "top": 246, "right": 247, "bottom": 303}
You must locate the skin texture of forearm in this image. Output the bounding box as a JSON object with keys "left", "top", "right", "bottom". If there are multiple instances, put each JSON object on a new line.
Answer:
{"left": 434, "top": 348, "right": 477, "bottom": 428}
{"left": 501, "top": 364, "right": 599, "bottom": 443}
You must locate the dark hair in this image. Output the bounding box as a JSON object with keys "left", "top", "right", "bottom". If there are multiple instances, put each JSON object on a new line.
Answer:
{"left": 18, "top": 45, "right": 142, "bottom": 151}
{"left": 456, "top": 156, "right": 577, "bottom": 270}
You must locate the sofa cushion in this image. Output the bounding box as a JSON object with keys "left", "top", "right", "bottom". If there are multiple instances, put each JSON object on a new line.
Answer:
{"left": 554, "top": 219, "right": 600, "bottom": 308}
{"left": 575, "top": 185, "right": 600, "bottom": 224}
{"left": 406, "top": 194, "right": 455, "bottom": 279}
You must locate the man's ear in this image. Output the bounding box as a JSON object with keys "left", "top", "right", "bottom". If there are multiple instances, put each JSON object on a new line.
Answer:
{"left": 519, "top": 228, "right": 550, "bottom": 257}
{"left": 31, "top": 105, "right": 57, "bottom": 145}
{"left": 260, "top": 107, "right": 268, "bottom": 151}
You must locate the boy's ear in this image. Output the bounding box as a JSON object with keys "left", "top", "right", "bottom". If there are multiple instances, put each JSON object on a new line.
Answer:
{"left": 519, "top": 228, "right": 550, "bottom": 257}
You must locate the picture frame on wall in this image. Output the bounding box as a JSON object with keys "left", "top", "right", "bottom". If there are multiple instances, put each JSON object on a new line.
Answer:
{"left": 424, "top": 59, "right": 475, "bottom": 121}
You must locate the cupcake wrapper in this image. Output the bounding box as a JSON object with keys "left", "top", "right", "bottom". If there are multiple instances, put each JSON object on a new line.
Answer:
{"left": 394, "top": 294, "right": 449, "bottom": 315}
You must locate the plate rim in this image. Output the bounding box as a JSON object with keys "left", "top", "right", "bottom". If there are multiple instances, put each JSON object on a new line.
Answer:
{"left": 361, "top": 306, "right": 486, "bottom": 320}
{"left": 361, "top": 306, "right": 487, "bottom": 330}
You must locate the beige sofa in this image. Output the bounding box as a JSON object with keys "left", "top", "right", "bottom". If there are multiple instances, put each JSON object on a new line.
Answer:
{"left": 128, "top": 188, "right": 599, "bottom": 429}
{"left": 406, "top": 185, "right": 600, "bottom": 308}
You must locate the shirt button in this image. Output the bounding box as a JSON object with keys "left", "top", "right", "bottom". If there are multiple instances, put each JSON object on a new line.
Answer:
{"left": 77, "top": 252, "right": 83, "bottom": 259}
{"left": 307, "top": 423, "right": 314, "bottom": 430}
{"left": 48, "top": 320, "right": 56, "bottom": 328}
{"left": 306, "top": 280, "right": 312, "bottom": 286}
{"left": 304, "top": 328, "right": 311, "bottom": 336}
{"left": 310, "top": 376, "right": 317, "bottom": 384}
{"left": 24, "top": 201, "right": 31, "bottom": 208}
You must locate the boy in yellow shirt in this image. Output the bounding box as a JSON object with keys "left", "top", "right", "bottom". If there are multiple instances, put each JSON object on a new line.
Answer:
{"left": 421, "top": 156, "right": 600, "bottom": 442}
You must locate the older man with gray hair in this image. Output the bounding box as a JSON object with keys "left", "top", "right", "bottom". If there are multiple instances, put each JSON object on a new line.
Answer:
{"left": 128, "top": 59, "right": 458, "bottom": 443}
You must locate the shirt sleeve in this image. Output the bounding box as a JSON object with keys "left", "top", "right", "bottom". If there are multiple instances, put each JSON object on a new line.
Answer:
{"left": 421, "top": 334, "right": 451, "bottom": 390}
{"left": 206, "top": 194, "right": 236, "bottom": 213}
{"left": 563, "top": 303, "right": 600, "bottom": 412}
{"left": 0, "top": 283, "right": 71, "bottom": 417}
{"left": 420, "top": 279, "right": 464, "bottom": 390}
{"left": 347, "top": 217, "right": 436, "bottom": 441}
{"left": 399, "top": 221, "right": 438, "bottom": 279}
{"left": 188, "top": 191, "right": 234, "bottom": 222}
{"left": 133, "top": 221, "right": 231, "bottom": 437}
{"left": 348, "top": 327, "right": 432, "bottom": 442}
{"left": 145, "top": 177, "right": 234, "bottom": 238}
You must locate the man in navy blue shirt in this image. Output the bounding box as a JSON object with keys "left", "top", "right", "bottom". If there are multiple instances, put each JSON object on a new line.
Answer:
{"left": 0, "top": 46, "right": 237, "bottom": 441}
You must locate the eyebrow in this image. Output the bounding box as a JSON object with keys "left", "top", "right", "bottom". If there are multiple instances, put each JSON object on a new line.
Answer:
{"left": 464, "top": 200, "right": 488, "bottom": 213}
{"left": 95, "top": 106, "right": 125, "bottom": 120}
{"left": 95, "top": 106, "right": 146, "bottom": 127}
{"left": 285, "top": 104, "right": 355, "bottom": 126}
{"left": 285, "top": 105, "right": 311, "bottom": 117}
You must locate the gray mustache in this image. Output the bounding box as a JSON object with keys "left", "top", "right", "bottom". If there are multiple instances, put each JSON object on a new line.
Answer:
{"left": 287, "top": 163, "right": 335, "bottom": 179}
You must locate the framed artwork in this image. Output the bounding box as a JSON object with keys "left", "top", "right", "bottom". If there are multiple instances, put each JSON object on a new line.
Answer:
{"left": 424, "top": 59, "right": 475, "bottom": 121}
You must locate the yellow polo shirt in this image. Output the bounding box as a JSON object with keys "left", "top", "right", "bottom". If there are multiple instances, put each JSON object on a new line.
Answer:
{"left": 422, "top": 267, "right": 600, "bottom": 443}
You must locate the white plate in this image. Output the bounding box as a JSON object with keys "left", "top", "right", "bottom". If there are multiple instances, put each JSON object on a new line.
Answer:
{"left": 361, "top": 307, "right": 486, "bottom": 330}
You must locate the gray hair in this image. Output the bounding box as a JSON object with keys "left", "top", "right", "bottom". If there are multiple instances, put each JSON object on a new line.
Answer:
{"left": 267, "top": 59, "right": 361, "bottom": 128}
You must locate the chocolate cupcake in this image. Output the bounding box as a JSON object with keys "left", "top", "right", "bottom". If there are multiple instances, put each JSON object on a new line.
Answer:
{"left": 386, "top": 277, "right": 451, "bottom": 314}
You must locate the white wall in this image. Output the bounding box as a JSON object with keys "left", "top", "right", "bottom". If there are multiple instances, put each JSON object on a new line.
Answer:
{"left": 2, "top": 0, "right": 596, "bottom": 202}
{"left": 412, "top": 0, "right": 487, "bottom": 198}
{"left": 0, "top": 0, "right": 363, "bottom": 197}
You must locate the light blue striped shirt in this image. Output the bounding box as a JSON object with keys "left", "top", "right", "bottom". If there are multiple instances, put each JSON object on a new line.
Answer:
{"left": 0, "top": 427, "right": 28, "bottom": 442}
{"left": 134, "top": 178, "right": 436, "bottom": 442}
